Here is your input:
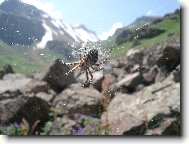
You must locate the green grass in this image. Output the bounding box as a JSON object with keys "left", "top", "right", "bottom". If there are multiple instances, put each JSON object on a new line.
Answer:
{"left": 0, "top": 41, "right": 64, "bottom": 74}
{"left": 111, "top": 42, "right": 133, "bottom": 58}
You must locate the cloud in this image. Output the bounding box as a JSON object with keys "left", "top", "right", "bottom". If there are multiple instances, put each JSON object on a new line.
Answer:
{"left": 98, "top": 22, "right": 123, "bottom": 40}
{"left": 146, "top": 10, "right": 153, "bottom": 16}
{"left": 0, "top": 0, "right": 4, "bottom": 4}
{"left": 22, "top": 0, "right": 62, "bottom": 19}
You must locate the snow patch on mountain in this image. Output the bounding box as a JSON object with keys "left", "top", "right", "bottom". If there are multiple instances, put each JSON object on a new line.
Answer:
{"left": 36, "top": 20, "right": 53, "bottom": 48}
{"left": 62, "top": 22, "right": 80, "bottom": 43}
{"left": 22, "top": 0, "right": 99, "bottom": 48}
{"left": 73, "top": 28, "right": 98, "bottom": 42}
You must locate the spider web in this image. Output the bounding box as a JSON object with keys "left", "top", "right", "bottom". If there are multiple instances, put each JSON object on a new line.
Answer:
{"left": 74, "top": 42, "right": 113, "bottom": 74}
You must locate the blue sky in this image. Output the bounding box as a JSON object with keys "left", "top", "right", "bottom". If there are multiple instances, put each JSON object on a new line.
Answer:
{"left": 21, "top": 0, "right": 180, "bottom": 39}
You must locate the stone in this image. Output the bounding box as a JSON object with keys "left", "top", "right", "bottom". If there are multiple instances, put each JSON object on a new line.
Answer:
{"left": 157, "top": 46, "right": 180, "bottom": 72}
{"left": 34, "top": 59, "right": 75, "bottom": 93}
{"left": 0, "top": 91, "right": 50, "bottom": 127}
{"left": 105, "top": 76, "right": 180, "bottom": 135}
{"left": 0, "top": 64, "right": 14, "bottom": 79}
{"left": 0, "top": 74, "right": 31, "bottom": 94}
{"left": 52, "top": 83, "right": 103, "bottom": 117}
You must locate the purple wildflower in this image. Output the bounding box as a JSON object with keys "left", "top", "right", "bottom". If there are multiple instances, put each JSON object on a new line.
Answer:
{"left": 13, "top": 122, "right": 20, "bottom": 128}
{"left": 75, "top": 127, "right": 84, "bottom": 135}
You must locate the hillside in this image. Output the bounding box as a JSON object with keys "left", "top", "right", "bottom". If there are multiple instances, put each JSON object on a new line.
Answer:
{"left": 110, "top": 9, "right": 180, "bottom": 59}
{"left": 97, "top": 15, "right": 163, "bottom": 49}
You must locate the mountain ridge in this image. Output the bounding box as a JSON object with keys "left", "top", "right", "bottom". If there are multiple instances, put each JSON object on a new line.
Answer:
{"left": 0, "top": 0, "right": 99, "bottom": 48}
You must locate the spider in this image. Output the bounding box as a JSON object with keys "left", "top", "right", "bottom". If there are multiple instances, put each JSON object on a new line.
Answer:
{"left": 64, "top": 45, "right": 111, "bottom": 87}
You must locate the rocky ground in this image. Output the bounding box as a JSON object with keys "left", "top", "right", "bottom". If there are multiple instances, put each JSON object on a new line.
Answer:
{"left": 0, "top": 37, "right": 180, "bottom": 135}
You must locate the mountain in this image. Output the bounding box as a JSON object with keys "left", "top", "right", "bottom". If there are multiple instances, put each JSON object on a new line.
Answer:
{"left": 0, "top": 0, "right": 99, "bottom": 48}
{"left": 110, "top": 9, "right": 180, "bottom": 58}
{"left": 72, "top": 24, "right": 99, "bottom": 42}
{"left": 98, "top": 15, "right": 163, "bottom": 48}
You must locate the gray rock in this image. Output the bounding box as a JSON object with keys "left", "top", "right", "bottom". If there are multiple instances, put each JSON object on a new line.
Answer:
{"left": 52, "top": 83, "right": 103, "bottom": 117}
{"left": 112, "top": 66, "right": 160, "bottom": 93}
{"left": 0, "top": 91, "right": 50, "bottom": 127}
{"left": 0, "top": 91, "right": 26, "bottom": 124}
{"left": 145, "top": 118, "right": 178, "bottom": 135}
{"left": 105, "top": 76, "right": 180, "bottom": 135}
{"left": 0, "top": 73, "right": 56, "bottom": 103}
{"left": 0, "top": 64, "right": 14, "bottom": 79}
{"left": 157, "top": 46, "right": 180, "bottom": 72}
{"left": 92, "top": 71, "right": 104, "bottom": 92}
{"left": 20, "top": 79, "right": 51, "bottom": 94}
{"left": 0, "top": 74, "right": 31, "bottom": 94}
{"left": 127, "top": 50, "right": 144, "bottom": 65}
{"left": 143, "top": 66, "right": 159, "bottom": 84}
{"left": 115, "top": 72, "right": 144, "bottom": 93}
{"left": 35, "top": 92, "right": 54, "bottom": 103}
{"left": 34, "top": 59, "right": 75, "bottom": 93}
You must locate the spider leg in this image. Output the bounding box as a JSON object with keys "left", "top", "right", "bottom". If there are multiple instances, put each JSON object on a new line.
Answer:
{"left": 64, "top": 61, "right": 80, "bottom": 66}
{"left": 79, "top": 54, "right": 82, "bottom": 61}
{"left": 65, "top": 64, "right": 80, "bottom": 75}
{"left": 91, "top": 66, "right": 95, "bottom": 70}
{"left": 83, "top": 46, "right": 87, "bottom": 58}
{"left": 88, "top": 68, "right": 93, "bottom": 83}
{"left": 83, "top": 42, "right": 90, "bottom": 58}
{"left": 82, "top": 69, "right": 89, "bottom": 87}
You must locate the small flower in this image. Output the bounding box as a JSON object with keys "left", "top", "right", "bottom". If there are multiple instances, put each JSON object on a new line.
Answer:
{"left": 13, "top": 122, "right": 20, "bottom": 128}
{"left": 75, "top": 127, "right": 84, "bottom": 135}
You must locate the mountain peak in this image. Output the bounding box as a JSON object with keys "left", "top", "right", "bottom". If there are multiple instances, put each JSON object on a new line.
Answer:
{"left": 0, "top": 0, "right": 99, "bottom": 47}
{"left": 73, "top": 24, "right": 96, "bottom": 35}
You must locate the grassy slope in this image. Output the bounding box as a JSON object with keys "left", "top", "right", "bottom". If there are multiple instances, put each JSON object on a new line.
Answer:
{"left": 0, "top": 41, "right": 63, "bottom": 74}
{"left": 110, "top": 12, "right": 180, "bottom": 59}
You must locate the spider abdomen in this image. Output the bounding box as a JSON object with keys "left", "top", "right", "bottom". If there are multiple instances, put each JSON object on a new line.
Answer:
{"left": 85, "top": 49, "right": 98, "bottom": 66}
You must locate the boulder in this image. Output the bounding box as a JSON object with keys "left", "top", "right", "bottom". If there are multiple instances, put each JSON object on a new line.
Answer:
{"left": 52, "top": 83, "right": 103, "bottom": 117}
{"left": 34, "top": 59, "right": 75, "bottom": 93}
{"left": 0, "top": 73, "right": 56, "bottom": 103}
{"left": 0, "top": 91, "right": 50, "bottom": 128}
{"left": 91, "top": 71, "right": 104, "bottom": 92}
{"left": 0, "top": 73, "right": 31, "bottom": 94}
{"left": 145, "top": 118, "right": 179, "bottom": 135}
{"left": 157, "top": 46, "right": 180, "bottom": 73}
{"left": 143, "top": 66, "right": 159, "bottom": 84}
{"left": 105, "top": 75, "right": 180, "bottom": 135}
{"left": 19, "top": 79, "right": 51, "bottom": 94}
{"left": 112, "top": 65, "right": 159, "bottom": 93}
{"left": 0, "top": 64, "right": 14, "bottom": 79}
{"left": 127, "top": 49, "right": 144, "bottom": 65}
{"left": 35, "top": 92, "right": 54, "bottom": 103}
